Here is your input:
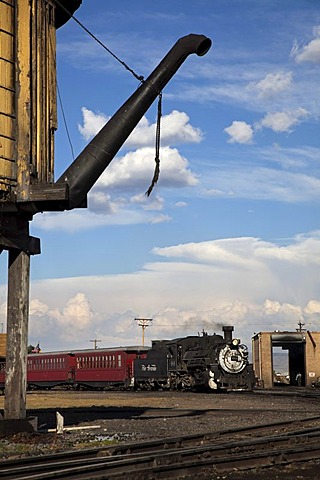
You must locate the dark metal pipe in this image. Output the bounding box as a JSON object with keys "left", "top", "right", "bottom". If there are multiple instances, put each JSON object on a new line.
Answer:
{"left": 56, "top": 34, "right": 212, "bottom": 209}
{"left": 222, "top": 326, "right": 234, "bottom": 343}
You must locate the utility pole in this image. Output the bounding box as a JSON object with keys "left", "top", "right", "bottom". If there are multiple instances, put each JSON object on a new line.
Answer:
{"left": 296, "top": 320, "right": 306, "bottom": 332}
{"left": 90, "top": 339, "right": 101, "bottom": 349}
{"left": 135, "top": 318, "right": 152, "bottom": 346}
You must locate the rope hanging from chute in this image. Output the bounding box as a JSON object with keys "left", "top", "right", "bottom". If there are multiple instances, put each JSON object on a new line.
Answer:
{"left": 146, "top": 92, "right": 162, "bottom": 197}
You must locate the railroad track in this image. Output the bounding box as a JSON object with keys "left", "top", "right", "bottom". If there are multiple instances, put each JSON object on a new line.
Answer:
{"left": 1, "top": 415, "right": 320, "bottom": 479}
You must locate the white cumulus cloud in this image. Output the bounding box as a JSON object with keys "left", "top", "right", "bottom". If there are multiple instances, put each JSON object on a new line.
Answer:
{"left": 78, "top": 108, "right": 203, "bottom": 148}
{"left": 78, "top": 107, "right": 109, "bottom": 141}
{"left": 257, "top": 108, "right": 309, "bottom": 133}
{"left": 250, "top": 71, "right": 293, "bottom": 98}
{"left": 224, "top": 121, "right": 254, "bottom": 144}
{"left": 94, "top": 146, "right": 198, "bottom": 190}
{"left": 291, "top": 26, "right": 320, "bottom": 64}
{"left": 1, "top": 232, "right": 319, "bottom": 350}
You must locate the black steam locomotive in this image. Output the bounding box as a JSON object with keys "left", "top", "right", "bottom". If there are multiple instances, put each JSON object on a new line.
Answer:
{"left": 134, "top": 326, "right": 255, "bottom": 392}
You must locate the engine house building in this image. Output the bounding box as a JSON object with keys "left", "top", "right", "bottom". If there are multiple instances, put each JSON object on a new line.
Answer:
{"left": 252, "top": 330, "right": 320, "bottom": 388}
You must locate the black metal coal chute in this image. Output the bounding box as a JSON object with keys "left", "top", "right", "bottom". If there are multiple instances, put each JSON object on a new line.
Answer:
{"left": 56, "top": 34, "right": 212, "bottom": 210}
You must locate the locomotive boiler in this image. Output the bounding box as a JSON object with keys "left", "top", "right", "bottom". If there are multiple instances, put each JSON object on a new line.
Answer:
{"left": 134, "top": 326, "right": 255, "bottom": 392}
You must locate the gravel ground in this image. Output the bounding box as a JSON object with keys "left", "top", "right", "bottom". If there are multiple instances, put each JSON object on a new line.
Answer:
{"left": 1, "top": 389, "right": 320, "bottom": 478}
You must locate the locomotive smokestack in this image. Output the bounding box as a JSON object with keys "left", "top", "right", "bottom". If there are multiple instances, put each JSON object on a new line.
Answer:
{"left": 222, "top": 326, "right": 234, "bottom": 343}
{"left": 56, "top": 34, "right": 212, "bottom": 210}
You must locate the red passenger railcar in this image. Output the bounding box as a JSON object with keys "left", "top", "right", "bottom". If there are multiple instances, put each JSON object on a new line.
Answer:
{"left": 0, "top": 346, "right": 149, "bottom": 391}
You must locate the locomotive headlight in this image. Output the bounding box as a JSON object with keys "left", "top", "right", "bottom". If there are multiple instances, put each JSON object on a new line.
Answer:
{"left": 232, "top": 338, "right": 240, "bottom": 346}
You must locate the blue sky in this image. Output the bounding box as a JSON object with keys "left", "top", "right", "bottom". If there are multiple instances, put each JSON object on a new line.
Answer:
{"left": 1, "top": 0, "right": 320, "bottom": 350}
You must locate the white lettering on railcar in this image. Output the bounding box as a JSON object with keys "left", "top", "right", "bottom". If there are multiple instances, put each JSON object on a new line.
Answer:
{"left": 141, "top": 364, "right": 157, "bottom": 372}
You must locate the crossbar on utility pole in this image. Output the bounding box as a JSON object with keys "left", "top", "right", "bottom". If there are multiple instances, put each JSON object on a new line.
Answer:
{"left": 134, "top": 318, "right": 152, "bottom": 346}
{"left": 90, "top": 339, "right": 101, "bottom": 349}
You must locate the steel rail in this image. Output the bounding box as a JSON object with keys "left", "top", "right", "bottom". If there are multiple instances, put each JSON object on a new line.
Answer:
{"left": 2, "top": 413, "right": 320, "bottom": 466}
{"left": 2, "top": 421, "right": 320, "bottom": 479}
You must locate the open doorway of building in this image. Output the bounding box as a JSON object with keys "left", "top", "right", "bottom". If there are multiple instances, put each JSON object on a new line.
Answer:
{"left": 288, "top": 342, "right": 306, "bottom": 387}
{"left": 272, "top": 346, "right": 289, "bottom": 386}
{"left": 272, "top": 342, "right": 306, "bottom": 387}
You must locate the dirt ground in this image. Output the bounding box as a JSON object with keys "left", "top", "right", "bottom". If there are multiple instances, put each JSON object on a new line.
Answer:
{"left": 1, "top": 389, "right": 320, "bottom": 478}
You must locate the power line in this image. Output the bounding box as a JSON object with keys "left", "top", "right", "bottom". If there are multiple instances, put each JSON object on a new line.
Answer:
{"left": 52, "top": 0, "right": 164, "bottom": 195}
{"left": 57, "top": 81, "right": 75, "bottom": 159}
{"left": 53, "top": 0, "right": 144, "bottom": 83}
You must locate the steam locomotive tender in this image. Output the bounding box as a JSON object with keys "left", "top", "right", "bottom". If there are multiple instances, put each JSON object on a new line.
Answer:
{"left": 134, "top": 326, "right": 255, "bottom": 391}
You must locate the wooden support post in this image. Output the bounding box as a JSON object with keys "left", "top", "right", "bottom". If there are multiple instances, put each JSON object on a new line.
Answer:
{"left": 4, "top": 247, "right": 30, "bottom": 419}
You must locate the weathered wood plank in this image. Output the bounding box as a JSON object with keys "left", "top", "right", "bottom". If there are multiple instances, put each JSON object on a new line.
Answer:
{"left": 4, "top": 247, "right": 30, "bottom": 419}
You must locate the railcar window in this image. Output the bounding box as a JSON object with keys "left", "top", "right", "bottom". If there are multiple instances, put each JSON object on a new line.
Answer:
{"left": 118, "top": 354, "right": 122, "bottom": 368}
